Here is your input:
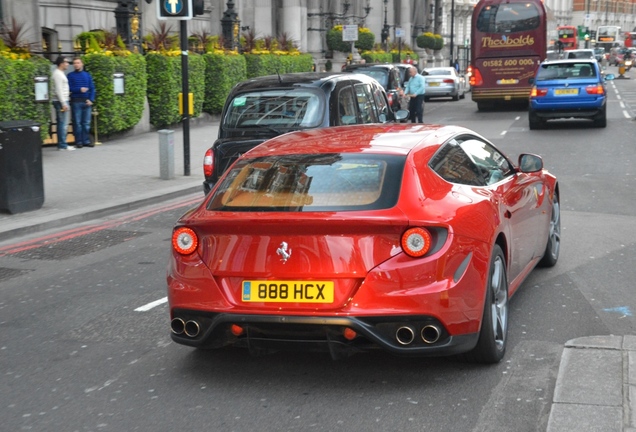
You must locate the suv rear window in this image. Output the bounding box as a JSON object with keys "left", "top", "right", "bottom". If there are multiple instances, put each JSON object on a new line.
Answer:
{"left": 207, "top": 153, "right": 405, "bottom": 212}
{"left": 536, "top": 62, "right": 596, "bottom": 80}
{"left": 224, "top": 89, "right": 325, "bottom": 129}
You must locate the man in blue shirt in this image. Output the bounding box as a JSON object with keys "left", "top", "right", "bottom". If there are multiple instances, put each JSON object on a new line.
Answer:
{"left": 67, "top": 57, "right": 96, "bottom": 148}
{"left": 400, "top": 66, "right": 426, "bottom": 123}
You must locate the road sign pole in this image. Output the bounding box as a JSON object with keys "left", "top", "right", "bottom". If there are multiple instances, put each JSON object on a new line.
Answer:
{"left": 180, "top": 19, "right": 190, "bottom": 176}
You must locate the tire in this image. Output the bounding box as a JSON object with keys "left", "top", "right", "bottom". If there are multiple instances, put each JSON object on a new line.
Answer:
{"left": 463, "top": 245, "right": 508, "bottom": 363}
{"left": 452, "top": 92, "right": 460, "bottom": 101}
{"left": 538, "top": 191, "right": 560, "bottom": 267}
{"left": 528, "top": 111, "right": 543, "bottom": 130}
{"left": 594, "top": 106, "right": 607, "bottom": 128}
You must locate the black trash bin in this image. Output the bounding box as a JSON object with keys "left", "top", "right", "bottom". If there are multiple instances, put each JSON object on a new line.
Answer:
{"left": 0, "top": 120, "right": 44, "bottom": 214}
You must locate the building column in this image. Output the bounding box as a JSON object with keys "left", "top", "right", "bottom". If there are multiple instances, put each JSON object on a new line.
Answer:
{"left": 280, "top": 0, "right": 305, "bottom": 51}
{"left": 255, "top": 0, "right": 274, "bottom": 37}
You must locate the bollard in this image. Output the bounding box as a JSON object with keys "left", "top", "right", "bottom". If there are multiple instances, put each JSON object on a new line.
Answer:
{"left": 158, "top": 129, "right": 175, "bottom": 180}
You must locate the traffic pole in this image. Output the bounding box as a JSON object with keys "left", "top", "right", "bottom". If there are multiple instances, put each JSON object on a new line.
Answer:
{"left": 180, "top": 19, "right": 191, "bottom": 176}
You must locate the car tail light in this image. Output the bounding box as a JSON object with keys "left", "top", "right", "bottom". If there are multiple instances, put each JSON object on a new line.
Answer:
{"left": 469, "top": 67, "right": 483, "bottom": 86}
{"left": 530, "top": 87, "right": 548, "bottom": 97}
{"left": 172, "top": 227, "right": 198, "bottom": 255}
{"left": 388, "top": 92, "right": 394, "bottom": 106}
{"left": 203, "top": 148, "right": 214, "bottom": 177}
{"left": 401, "top": 227, "right": 432, "bottom": 258}
{"left": 585, "top": 84, "right": 605, "bottom": 95}
{"left": 443, "top": 79, "right": 455, "bottom": 84}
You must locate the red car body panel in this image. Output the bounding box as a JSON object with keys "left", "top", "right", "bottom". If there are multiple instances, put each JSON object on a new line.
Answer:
{"left": 167, "top": 124, "right": 558, "bottom": 357}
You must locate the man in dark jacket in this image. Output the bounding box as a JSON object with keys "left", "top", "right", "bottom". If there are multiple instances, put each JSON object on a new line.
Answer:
{"left": 67, "top": 57, "right": 96, "bottom": 148}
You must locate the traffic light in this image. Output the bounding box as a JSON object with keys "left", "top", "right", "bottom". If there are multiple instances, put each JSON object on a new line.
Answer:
{"left": 157, "top": 0, "right": 204, "bottom": 20}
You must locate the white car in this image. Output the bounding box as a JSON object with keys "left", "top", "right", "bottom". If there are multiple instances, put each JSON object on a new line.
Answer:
{"left": 422, "top": 67, "right": 469, "bottom": 101}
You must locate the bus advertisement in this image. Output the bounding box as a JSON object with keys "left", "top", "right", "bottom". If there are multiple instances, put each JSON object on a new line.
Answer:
{"left": 596, "top": 25, "right": 622, "bottom": 51}
{"left": 470, "top": 0, "right": 548, "bottom": 110}
{"left": 556, "top": 25, "right": 578, "bottom": 50}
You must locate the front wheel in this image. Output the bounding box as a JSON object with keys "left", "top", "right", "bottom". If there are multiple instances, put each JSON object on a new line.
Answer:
{"left": 462, "top": 245, "right": 508, "bottom": 363}
{"left": 538, "top": 191, "right": 561, "bottom": 267}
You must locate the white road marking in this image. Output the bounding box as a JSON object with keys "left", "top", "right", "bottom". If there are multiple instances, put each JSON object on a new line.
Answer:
{"left": 500, "top": 131, "right": 507, "bottom": 136}
{"left": 624, "top": 111, "right": 632, "bottom": 119}
{"left": 135, "top": 297, "right": 168, "bottom": 312}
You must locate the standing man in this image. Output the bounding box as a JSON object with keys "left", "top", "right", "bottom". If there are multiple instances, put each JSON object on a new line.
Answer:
{"left": 67, "top": 57, "right": 95, "bottom": 148}
{"left": 400, "top": 66, "right": 426, "bottom": 123}
{"left": 51, "top": 56, "right": 74, "bottom": 151}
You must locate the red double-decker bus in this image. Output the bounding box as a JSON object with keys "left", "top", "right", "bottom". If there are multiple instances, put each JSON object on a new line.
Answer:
{"left": 469, "top": 0, "right": 549, "bottom": 110}
{"left": 556, "top": 25, "right": 578, "bottom": 50}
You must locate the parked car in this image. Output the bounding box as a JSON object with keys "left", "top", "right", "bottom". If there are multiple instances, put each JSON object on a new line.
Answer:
{"left": 342, "top": 63, "right": 404, "bottom": 111}
{"left": 565, "top": 49, "right": 596, "bottom": 60}
{"left": 394, "top": 63, "right": 419, "bottom": 86}
{"left": 202, "top": 72, "right": 409, "bottom": 194}
{"left": 169, "top": 123, "right": 560, "bottom": 363}
{"left": 528, "top": 59, "right": 615, "bottom": 129}
{"left": 421, "top": 67, "right": 468, "bottom": 101}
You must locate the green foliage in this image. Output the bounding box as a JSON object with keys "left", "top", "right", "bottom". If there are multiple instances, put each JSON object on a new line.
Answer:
{"left": 244, "top": 53, "right": 313, "bottom": 79}
{"left": 327, "top": 28, "right": 375, "bottom": 53}
{"left": 202, "top": 53, "right": 246, "bottom": 114}
{"left": 76, "top": 31, "right": 102, "bottom": 50}
{"left": 416, "top": 32, "right": 436, "bottom": 49}
{"left": 362, "top": 52, "right": 393, "bottom": 63}
{"left": 145, "top": 53, "right": 205, "bottom": 128}
{"left": 433, "top": 34, "right": 444, "bottom": 51}
{"left": 83, "top": 53, "right": 147, "bottom": 136}
{"left": 0, "top": 56, "right": 51, "bottom": 140}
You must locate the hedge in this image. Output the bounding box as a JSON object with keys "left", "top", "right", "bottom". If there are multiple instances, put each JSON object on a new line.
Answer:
{"left": 244, "top": 53, "right": 313, "bottom": 79}
{"left": 0, "top": 55, "right": 52, "bottom": 140}
{"left": 83, "top": 53, "right": 147, "bottom": 136}
{"left": 146, "top": 52, "right": 205, "bottom": 128}
{"left": 202, "top": 53, "right": 246, "bottom": 114}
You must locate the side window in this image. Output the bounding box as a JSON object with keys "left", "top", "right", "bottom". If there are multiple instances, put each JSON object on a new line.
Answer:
{"left": 354, "top": 83, "right": 378, "bottom": 124}
{"left": 372, "top": 85, "right": 390, "bottom": 122}
{"left": 338, "top": 86, "right": 360, "bottom": 125}
{"left": 429, "top": 137, "right": 514, "bottom": 186}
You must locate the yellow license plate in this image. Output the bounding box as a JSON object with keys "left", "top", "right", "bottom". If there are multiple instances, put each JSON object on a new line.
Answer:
{"left": 555, "top": 88, "right": 578, "bottom": 95}
{"left": 428, "top": 82, "right": 440, "bottom": 86}
{"left": 242, "top": 280, "right": 334, "bottom": 303}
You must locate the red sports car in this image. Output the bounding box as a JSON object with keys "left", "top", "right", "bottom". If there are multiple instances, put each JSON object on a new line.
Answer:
{"left": 167, "top": 123, "right": 560, "bottom": 363}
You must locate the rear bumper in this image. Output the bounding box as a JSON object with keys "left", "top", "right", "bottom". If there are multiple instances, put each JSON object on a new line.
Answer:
{"left": 530, "top": 99, "right": 605, "bottom": 119}
{"left": 169, "top": 309, "right": 479, "bottom": 358}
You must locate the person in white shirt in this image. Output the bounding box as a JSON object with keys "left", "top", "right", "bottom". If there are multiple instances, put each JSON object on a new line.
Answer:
{"left": 52, "top": 56, "right": 74, "bottom": 151}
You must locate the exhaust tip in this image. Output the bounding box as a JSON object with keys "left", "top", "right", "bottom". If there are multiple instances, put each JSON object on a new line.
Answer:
{"left": 171, "top": 318, "right": 185, "bottom": 335}
{"left": 396, "top": 326, "right": 415, "bottom": 345}
{"left": 421, "top": 325, "right": 441, "bottom": 344}
{"left": 184, "top": 320, "right": 200, "bottom": 337}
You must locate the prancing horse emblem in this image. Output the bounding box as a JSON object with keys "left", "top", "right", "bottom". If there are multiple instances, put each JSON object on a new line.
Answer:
{"left": 276, "top": 242, "right": 292, "bottom": 263}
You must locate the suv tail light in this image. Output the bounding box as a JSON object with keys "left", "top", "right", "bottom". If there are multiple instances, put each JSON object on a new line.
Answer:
{"left": 585, "top": 84, "right": 605, "bottom": 95}
{"left": 203, "top": 148, "right": 214, "bottom": 177}
{"left": 530, "top": 86, "right": 548, "bottom": 97}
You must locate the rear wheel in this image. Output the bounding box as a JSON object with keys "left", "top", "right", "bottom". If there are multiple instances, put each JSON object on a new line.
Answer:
{"left": 528, "top": 111, "right": 544, "bottom": 130}
{"left": 594, "top": 106, "right": 607, "bottom": 128}
{"left": 538, "top": 191, "right": 560, "bottom": 267}
{"left": 463, "top": 245, "right": 508, "bottom": 363}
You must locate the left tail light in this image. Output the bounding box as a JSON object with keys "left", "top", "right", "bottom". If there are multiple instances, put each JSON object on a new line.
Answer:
{"left": 530, "top": 86, "right": 548, "bottom": 97}
{"left": 401, "top": 227, "right": 432, "bottom": 258}
{"left": 203, "top": 148, "right": 214, "bottom": 178}
{"left": 172, "top": 227, "right": 199, "bottom": 255}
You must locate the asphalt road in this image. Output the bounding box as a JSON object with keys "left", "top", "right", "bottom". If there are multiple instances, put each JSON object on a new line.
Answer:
{"left": 1, "top": 65, "right": 635, "bottom": 432}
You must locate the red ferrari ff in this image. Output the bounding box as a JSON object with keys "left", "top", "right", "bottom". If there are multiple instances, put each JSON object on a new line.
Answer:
{"left": 167, "top": 123, "right": 560, "bottom": 363}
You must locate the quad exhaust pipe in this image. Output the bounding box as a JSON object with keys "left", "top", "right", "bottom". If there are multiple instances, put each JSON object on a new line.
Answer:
{"left": 171, "top": 318, "right": 200, "bottom": 337}
{"left": 395, "top": 324, "right": 441, "bottom": 345}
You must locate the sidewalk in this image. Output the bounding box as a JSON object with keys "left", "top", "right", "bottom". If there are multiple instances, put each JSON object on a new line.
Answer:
{"left": 0, "top": 119, "right": 218, "bottom": 242}
{"left": 547, "top": 335, "right": 636, "bottom": 432}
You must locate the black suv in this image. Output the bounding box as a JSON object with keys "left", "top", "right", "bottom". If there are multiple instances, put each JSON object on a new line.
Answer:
{"left": 342, "top": 63, "right": 404, "bottom": 111}
{"left": 202, "top": 72, "right": 409, "bottom": 194}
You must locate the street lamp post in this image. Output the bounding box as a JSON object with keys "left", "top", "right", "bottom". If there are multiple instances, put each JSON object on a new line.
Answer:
{"left": 449, "top": 0, "right": 455, "bottom": 67}
{"left": 381, "top": 0, "right": 390, "bottom": 51}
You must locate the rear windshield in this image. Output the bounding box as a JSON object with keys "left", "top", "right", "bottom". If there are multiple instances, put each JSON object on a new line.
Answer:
{"left": 426, "top": 69, "right": 452, "bottom": 76}
{"left": 351, "top": 69, "right": 389, "bottom": 88}
{"left": 223, "top": 89, "right": 325, "bottom": 129}
{"left": 536, "top": 62, "right": 596, "bottom": 80}
{"left": 207, "top": 153, "right": 405, "bottom": 212}
{"left": 476, "top": 3, "right": 541, "bottom": 33}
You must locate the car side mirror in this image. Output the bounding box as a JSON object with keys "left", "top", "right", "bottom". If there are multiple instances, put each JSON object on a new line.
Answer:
{"left": 528, "top": 77, "right": 535, "bottom": 85}
{"left": 518, "top": 154, "right": 543, "bottom": 173}
{"left": 604, "top": 73, "right": 615, "bottom": 80}
{"left": 394, "top": 109, "right": 409, "bottom": 121}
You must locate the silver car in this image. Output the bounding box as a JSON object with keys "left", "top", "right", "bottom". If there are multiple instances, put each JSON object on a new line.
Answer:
{"left": 422, "top": 67, "right": 468, "bottom": 101}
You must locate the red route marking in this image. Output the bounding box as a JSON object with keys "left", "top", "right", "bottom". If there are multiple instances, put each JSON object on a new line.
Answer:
{"left": 0, "top": 196, "right": 203, "bottom": 256}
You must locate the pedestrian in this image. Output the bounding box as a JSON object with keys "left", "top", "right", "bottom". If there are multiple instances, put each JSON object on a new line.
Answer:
{"left": 51, "top": 56, "right": 74, "bottom": 151}
{"left": 400, "top": 66, "right": 426, "bottom": 123}
{"left": 403, "top": 54, "right": 415, "bottom": 65}
{"left": 67, "top": 57, "right": 95, "bottom": 148}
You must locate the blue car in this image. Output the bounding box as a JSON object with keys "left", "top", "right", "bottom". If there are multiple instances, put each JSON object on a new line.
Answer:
{"left": 528, "top": 59, "right": 614, "bottom": 129}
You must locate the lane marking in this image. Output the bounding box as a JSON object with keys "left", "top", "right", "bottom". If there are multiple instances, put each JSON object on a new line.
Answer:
{"left": 500, "top": 131, "right": 507, "bottom": 136}
{"left": 620, "top": 101, "right": 626, "bottom": 108}
{"left": 135, "top": 297, "right": 168, "bottom": 312}
{"left": 624, "top": 110, "right": 631, "bottom": 119}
